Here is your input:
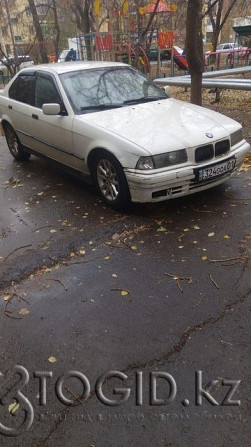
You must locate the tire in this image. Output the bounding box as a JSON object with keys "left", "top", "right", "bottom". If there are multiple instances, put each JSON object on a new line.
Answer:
{"left": 92, "top": 151, "right": 130, "bottom": 209}
{"left": 4, "top": 124, "right": 31, "bottom": 161}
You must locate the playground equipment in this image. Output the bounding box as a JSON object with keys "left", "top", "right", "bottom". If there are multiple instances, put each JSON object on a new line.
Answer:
{"left": 67, "top": 30, "right": 187, "bottom": 78}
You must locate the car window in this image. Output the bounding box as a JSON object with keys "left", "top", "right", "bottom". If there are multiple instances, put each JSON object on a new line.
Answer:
{"left": 9, "top": 73, "right": 36, "bottom": 105}
{"left": 35, "top": 74, "right": 62, "bottom": 109}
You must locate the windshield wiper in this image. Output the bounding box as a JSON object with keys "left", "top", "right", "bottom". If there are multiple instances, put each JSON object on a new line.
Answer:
{"left": 80, "top": 104, "right": 122, "bottom": 111}
{"left": 123, "top": 96, "right": 166, "bottom": 105}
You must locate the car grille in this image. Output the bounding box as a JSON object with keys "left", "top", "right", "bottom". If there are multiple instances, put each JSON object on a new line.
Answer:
{"left": 215, "top": 140, "right": 230, "bottom": 157}
{"left": 195, "top": 140, "right": 230, "bottom": 163}
{"left": 195, "top": 144, "right": 214, "bottom": 162}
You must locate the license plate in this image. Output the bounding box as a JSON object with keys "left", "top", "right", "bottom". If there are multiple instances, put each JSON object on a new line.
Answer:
{"left": 197, "top": 157, "right": 236, "bottom": 181}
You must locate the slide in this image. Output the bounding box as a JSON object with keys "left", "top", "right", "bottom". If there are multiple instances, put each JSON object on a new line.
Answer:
{"left": 173, "top": 46, "right": 188, "bottom": 70}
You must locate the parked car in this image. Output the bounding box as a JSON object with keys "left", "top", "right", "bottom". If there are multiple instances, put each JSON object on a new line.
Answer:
{"left": 0, "top": 61, "right": 249, "bottom": 208}
{"left": 147, "top": 48, "right": 171, "bottom": 61}
{"left": 216, "top": 43, "right": 239, "bottom": 51}
{"left": 0, "top": 55, "right": 34, "bottom": 76}
{"left": 204, "top": 43, "right": 248, "bottom": 67}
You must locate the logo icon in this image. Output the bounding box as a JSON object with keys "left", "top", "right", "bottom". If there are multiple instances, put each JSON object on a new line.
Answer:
{"left": 205, "top": 132, "right": 213, "bottom": 138}
{"left": 0, "top": 366, "right": 34, "bottom": 437}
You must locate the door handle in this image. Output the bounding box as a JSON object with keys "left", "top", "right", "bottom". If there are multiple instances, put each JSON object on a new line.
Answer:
{"left": 32, "top": 114, "right": 38, "bottom": 120}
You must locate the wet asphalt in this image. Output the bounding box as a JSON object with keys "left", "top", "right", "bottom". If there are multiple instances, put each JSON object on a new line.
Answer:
{"left": 0, "top": 135, "right": 250, "bottom": 447}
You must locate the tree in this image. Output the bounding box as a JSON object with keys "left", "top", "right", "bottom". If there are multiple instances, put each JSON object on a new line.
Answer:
{"left": 206, "top": 0, "right": 239, "bottom": 50}
{"left": 27, "top": 0, "right": 48, "bottom": 63}
{"left": 186, "top": 0, "right": 204, "bottom": 105}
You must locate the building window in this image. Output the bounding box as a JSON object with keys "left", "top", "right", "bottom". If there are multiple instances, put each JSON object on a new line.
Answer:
{"left": 14, "top": 36, "right": 22, "bottom": 42}
{"left": 11, "top": 17, "right": 18, "bottom": 25}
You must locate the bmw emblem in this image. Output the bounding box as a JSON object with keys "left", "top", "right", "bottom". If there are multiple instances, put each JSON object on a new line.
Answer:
{"left": 206, "top": 132, "right": 213, "bottom": 138}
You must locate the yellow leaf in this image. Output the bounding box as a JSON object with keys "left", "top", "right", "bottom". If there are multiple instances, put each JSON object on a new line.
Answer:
{"left": 104, "top": 256, "right": 110, "bottom": 260}
{"left": 8, "top": 400, "right": 19, "bottom": 414}
{"left": 224, "top": 235, "right": 230, "bottom": 239}
{"left": 121, "top": 290, "right": 128, "bottom": 296}
{"left": 184, "top": 228, "right": 189, "bottom": 232}
{"left": 193, "top": 225, "right": 200, "bottom": 230}
{"left": 50, "top": 229, "right": 57, "bottom": 233}
{"left": 112, "top": 274, "right": 117, "bottom": 278}
{"left": 202, "top": 256, "right": 208, "bottom": 261}
{"left": 3, "top": 295, "right": 10, "bottom": 301}
{"left": 208, "top": 232, "right": 215, "bottom": 237}
{"left": 19, "top": 308, "right": 30, "bottom": 315}
{"left": 131, "top": 246, "right": 137, "bottom": 250}
{"left": 79, "top": 249, "right": 86, "bottom": 255}
{"left": 48, "top": 356, "right": 57, "bottom": 363}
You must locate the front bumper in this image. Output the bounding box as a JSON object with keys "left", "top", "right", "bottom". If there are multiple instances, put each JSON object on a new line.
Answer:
{"left": 125, "top": 140, "right": 250, "bottom": 203}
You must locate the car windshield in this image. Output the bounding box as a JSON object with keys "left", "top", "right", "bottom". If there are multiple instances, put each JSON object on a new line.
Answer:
{"left": 60, "top": 67, "right": 167, "bottom": 114}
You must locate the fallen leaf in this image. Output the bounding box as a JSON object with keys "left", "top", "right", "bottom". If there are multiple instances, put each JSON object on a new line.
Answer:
{"left": 19, "top": 308, "right": 30, "bottom": 315}
{"left": 8, "top": 400, "right": 19, "bottom": 414}
{"left": 202, "top": 256, "right": 208, "bottom": 261}
{"left": 79, "top": 249, "right": 86, "bottom": 255}
{"left": 131, "top": 245, "right": 137, "bottom": 251}
{"left": 193, "top": 225, "right": 200, "bottom": 230}
{"left": 50, "top": 229, "right": 57, "bottom": 233}
{"left": 184, "top": 228, "right": 189, "bottom": 232}
{"left": 208, "top": 232, "right": 215, "bottom": 237}
{"left": 48, "top": 356, "right": 57, "bottom": 363}
{"left": 104, "top": 256, "right": 110, "bottom": 260}
{"left": 121, "top": 290, "right": 129, "bottom": 296}
{"left": 223, "top": 235, "right": 230, "bottom": 239}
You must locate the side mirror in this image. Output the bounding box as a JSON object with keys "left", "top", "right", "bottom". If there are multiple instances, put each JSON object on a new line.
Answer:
{"left": 163, "top": 85, "right": 171, "bottom": 97}
{"left": 42, "top": 103, "right": 61, "bottom": 115}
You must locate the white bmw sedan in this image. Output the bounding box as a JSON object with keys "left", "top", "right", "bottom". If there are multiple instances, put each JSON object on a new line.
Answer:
{"left": 0, "top": 61, "right": 249, "bottom": 208}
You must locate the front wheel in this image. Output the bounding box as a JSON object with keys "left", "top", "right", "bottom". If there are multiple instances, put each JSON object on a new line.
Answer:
{"left": 4, "top": 124, "right": 31, "bottom": 161}
{"left": 93, "top": 152, "right": 130, "bottom": 209}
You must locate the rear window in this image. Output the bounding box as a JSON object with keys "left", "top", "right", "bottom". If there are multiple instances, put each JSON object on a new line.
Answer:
{"left": 9, "top": 73, "right": 35, "bottom": 105}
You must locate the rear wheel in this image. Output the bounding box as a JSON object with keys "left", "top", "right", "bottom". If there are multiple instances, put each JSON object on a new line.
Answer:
{"left": 4, "top": 124, "right": 31, "bottom": 161}
{"left": 92, "top": 152, "right": 130, "bottom": 209}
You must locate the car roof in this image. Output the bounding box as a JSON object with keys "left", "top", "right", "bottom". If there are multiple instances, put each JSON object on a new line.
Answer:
{"left": 19, "top": 60, "right": 128, "bottom": 75}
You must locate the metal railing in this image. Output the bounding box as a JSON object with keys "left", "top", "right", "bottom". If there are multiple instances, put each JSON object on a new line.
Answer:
{"left": 154, "top": 65, "right": 251, "bottom": 101}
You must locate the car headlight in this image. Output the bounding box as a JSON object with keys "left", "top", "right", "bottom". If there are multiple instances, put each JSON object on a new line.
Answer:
{"left": 230, "top": 128, "right": 243, "bottom": 147}
{"left": 136, "top": 149, "right": 187, "bottom": 170}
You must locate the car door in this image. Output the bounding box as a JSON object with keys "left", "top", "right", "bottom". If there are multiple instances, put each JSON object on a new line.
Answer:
{"left": 29, "top": 71, "right": 76, "bottom": 169}
{"left": 7, "top": 71, "right": 37, "bottom": 149}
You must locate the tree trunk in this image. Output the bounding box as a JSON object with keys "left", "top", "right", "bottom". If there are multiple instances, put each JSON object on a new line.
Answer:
{"left": 52, "top": 0, "right": 60, "bottom": 59}
{"left": 186, "top": 0, "right": 203, "bottom": 106}
{"left": 27, "top": 0, "right": 48, "bottom": 63}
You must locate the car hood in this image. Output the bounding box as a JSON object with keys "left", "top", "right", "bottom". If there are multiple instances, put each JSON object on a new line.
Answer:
{"left": 81, "top": 98, "right": 237, "bottom": 155}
